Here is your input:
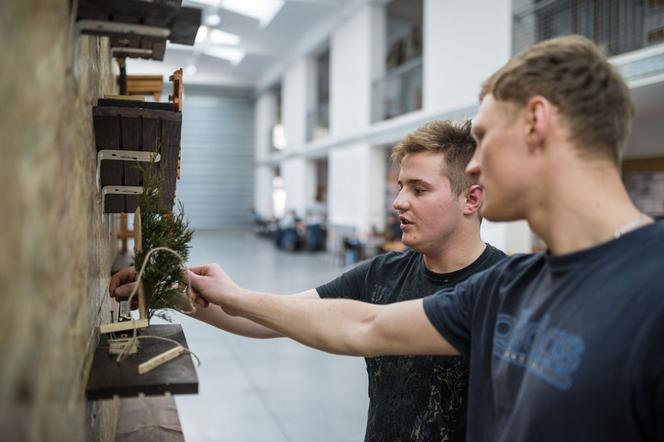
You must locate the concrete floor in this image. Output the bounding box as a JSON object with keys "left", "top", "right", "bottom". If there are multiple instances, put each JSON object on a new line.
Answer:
{"left": 163, "top": 230, "right": 369, "bottom": 442}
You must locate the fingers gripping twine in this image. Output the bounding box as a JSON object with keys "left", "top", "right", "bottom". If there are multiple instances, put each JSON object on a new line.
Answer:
{"left": 115, "top": 246, "right": 201, "bottom": 368}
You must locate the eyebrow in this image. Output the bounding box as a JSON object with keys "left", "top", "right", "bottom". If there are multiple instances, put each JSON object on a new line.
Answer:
{"left": 399, "top": 178, "right": 432, "bottom": 187}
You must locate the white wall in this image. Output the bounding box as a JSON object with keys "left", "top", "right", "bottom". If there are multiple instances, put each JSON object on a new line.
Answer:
{"left": 330, "top": 4, "right": 375, "bottom": 138}
{"left": 254, "top": 90, "right": 277, "bottom": 161}
{"left": 423, "top": 0, "right": 512, "bottom": 113}
{"left": 254, "top": 166, "right": 274, "bottom": 218}
{"left": 481, "top": 220, "right": 532, "bottom": 255}
{"left": 281, "top": 157, "right": 309, "bottom": 217}
{"left": 283, "top": 60, "right": 308, "bottom": 152}
{"left": 328, "top": 142, "right": 385, "bottom": 232}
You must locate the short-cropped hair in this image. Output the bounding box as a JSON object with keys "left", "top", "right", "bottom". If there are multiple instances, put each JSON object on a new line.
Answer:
{"left": 391, "top": 120, "right": 477, "bottom": 196}
{"left": 480, "top": 35, "right": 634, "bottom": 165}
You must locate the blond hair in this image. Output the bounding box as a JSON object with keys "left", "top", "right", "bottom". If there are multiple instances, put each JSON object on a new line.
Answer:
{"left": 480, "top": 35, "right": 634, "bottom": 165}
{"left": 391, "top": 120, "right": 477, "bottom": 196}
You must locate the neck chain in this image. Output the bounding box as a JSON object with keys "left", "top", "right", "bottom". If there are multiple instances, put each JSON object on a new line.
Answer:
{"left": 613, "top": 214, "right": 649, "bottom": 239}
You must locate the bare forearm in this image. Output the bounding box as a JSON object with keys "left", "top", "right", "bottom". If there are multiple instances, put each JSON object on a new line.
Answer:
{"left": 187, "top": 288, "right": 320, "bottom": 339}
{"left": 189, "top": 304, "right": 282, "bottom": 339}
{"left": 227, "top": 289, "right": 382, "bottom": 356}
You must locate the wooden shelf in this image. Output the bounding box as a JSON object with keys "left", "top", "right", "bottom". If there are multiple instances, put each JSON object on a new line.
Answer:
{"left": 86, "top": 324, "right": 198, "bottom": 400}
{"left": 76, "top": 0, "right": 201, "bottom": 61}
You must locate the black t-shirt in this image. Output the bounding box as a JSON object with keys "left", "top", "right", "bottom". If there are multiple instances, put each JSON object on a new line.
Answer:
{"left": 424, "top": 221, "right": 664, "bottom": 442}
{"left": 317, "top": 244, "right": 506, "bottom": 441}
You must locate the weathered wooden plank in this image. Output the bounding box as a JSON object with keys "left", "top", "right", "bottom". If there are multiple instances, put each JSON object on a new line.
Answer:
{"left": 86, "top": 324, "right": 198, "bottom": 400}
{"left": 160, "top": 119, "right": 181, "bottom": 210}
{"left": 93, "top": 104, "right": 181, "bottom": 213}
{"left": 93, "top": 110, "right": 121, "bottom": 149}
{"left": 121, "top": 115, "right": 141, "bottom": 179}
{"left": 169, "top": 7, "right": 202, "bottom": 45}
{"left": 96, "top": 99, "right": 177, "bottom": 112}
{"left": 151, "top": 40, "right": 167, "bottom": 61}
{"left": 94, "top": 108, "right": 123, "bottom": 190}
{"left": 93, "top": 105, "right": 181, "bottom": 122}
{"left": 77, "top": 0, "right": 181, "bottom": 27}
{"left": 104, "top": 194, "right": 126, "bottom": 213}
{"left": 142, "top": 117, "right": 161, "bottom": 152}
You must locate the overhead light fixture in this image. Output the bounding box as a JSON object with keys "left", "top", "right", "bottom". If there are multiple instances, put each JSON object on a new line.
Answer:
{"left": 185, "top": 64, "right": 198, "bottom": 75}
{"left": 195, "top": 25, "right": 209, "bottom": 43}
{"left": 203, "top": 46, "right": 246, "bottom": 65}
{"left": 220, "top": 0, "right": 284, "bottom": 28}
{"left": 209, "top": 29, "right": 240, "bottom": 45}
{"left": 205, "top": 12, "right": 221, "bottom": 27}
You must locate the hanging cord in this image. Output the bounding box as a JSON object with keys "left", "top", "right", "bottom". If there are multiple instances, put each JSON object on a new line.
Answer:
{"left": 115, "top": 246, "right": 201, "bottom": 368}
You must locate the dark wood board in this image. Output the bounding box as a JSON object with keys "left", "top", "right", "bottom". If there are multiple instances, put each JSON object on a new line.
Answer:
{"left": 77, "top": 0, "right": 182, "bottom": 28}
{"left": 93, "top": 105, "right": 181, "bottom": 213}
{"left": 96, "top": 99, "right": 178, "bottom": 112}
{"left": 86, "top": 324, "right": 198, "bottom": 400}
{"left": 169, "top": 7, "right": 202, "bottom": 45}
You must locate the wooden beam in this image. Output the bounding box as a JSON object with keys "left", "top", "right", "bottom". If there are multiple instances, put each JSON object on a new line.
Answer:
{"left": 99, "top": 318, "right": 149, "bottom": 334}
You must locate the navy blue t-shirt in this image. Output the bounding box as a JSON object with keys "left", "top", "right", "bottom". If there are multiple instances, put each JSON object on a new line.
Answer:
{"left": 423, "top": 221, "right": 664, "bottom": 442}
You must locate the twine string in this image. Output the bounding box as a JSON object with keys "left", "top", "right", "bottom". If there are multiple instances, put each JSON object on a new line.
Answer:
{"left": 115, "top": 246, "right": 200, "bottom": 368}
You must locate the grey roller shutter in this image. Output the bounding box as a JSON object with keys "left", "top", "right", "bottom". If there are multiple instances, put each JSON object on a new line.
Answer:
{"left": 176, "top": 85, "right": 255, "bottom": 229}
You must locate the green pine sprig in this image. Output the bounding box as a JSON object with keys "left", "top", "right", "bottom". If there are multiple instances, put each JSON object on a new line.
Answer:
{"left": 134, "top": 165, "right": 193, "bottom": 320}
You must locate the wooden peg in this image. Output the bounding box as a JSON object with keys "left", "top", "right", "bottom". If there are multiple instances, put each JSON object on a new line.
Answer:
{"left": 138, "top": 346, "right": 186, "bottom": 375}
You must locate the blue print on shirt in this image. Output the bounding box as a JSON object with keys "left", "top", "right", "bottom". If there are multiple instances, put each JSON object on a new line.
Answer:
{"left": 493, "top": 311, "right": 585, "bottom": 391}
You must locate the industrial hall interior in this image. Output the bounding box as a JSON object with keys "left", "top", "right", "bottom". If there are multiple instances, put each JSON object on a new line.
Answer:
{"left": 2, "top": 0, "right": 664, "bottom": 441}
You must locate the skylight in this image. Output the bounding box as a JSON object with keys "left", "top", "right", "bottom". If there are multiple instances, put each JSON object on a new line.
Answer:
{"left": 203, "top": 46, "right": 246, "bottom": 65}
{"left": 208, "top": 29, "right": 240, "bottom": 45}
{"left": 220, "top": 0, "right": 284, "bottom": 27}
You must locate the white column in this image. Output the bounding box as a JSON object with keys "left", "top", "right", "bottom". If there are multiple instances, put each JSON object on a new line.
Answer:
{"left": 283, "top": 60, "right": 308, "bottom": 152}
{"left": 254, "top": 165, "right": 274, "bottom": 218}
{"left": 281, "top": 157, "right": 309, "bottom": 217}
{"left": 254, "top": 90, "right": 277, "bottom": 161}
{"left": 423, "top": 0, "right": 512, "bottom": 113}
{"left": 330, "top": 4, "right": 376, "bottom": 138}
{"left": 328, "top": 142, "right": 385, "bottom": 233}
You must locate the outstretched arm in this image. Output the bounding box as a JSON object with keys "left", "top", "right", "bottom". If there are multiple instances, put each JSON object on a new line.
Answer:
{"left": 188, "top": 264, "right": 459, "bottom": 357}
{"left": 108, "top": 266, "right": 319, "bottom": 339}
{"left": 188, "top": 289, "right": 319, "bottom": 338}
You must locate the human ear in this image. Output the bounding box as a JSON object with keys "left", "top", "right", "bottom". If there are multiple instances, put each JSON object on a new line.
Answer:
{"left": 525, "top": 96, "right": 551, "bottom": 151}
{"left": 462, "top": 184, "right": 483, "bottom": 215}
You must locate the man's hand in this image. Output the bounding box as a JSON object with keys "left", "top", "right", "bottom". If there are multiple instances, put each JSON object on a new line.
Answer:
{"left": 109, "top": 267, "right": 139, "bottom": 306}
{"left": 187, "top": 263, "right": 242, "bottom": 311}
{"left": 109, "top": 266, "right": 209, "bottom": 309}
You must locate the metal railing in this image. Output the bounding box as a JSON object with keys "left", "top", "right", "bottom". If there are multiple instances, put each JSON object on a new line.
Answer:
{"left": 371, "top": 56, "right": 423, "bottom": 123}
{"left": 306, "top": 102, "right": 330, "bottom": 142}
{"left": 513, "top": 0, "right": 664, "bottom": 56}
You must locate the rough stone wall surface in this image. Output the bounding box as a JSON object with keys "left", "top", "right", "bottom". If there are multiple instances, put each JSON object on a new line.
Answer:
{"left": 0, "top": 1, "right": 120, "bottom": 441}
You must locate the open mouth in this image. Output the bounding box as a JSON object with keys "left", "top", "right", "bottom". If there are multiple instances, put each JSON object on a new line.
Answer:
{"left": 399, "top": 216, "right": 413, "bottom": 228}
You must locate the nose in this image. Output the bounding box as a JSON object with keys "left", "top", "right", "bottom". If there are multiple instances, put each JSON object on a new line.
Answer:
{"left": 393, "top": 189, "right": 408, "bottom": 212}
{"left": 466, "top": 150, "right": 481, "bottom": 177}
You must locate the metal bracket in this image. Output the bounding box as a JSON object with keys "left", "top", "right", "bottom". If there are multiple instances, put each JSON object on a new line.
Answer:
{"left": 111, "top": 47, "right": 154, "bottom": 58}
{"left": 76, "top": 19, "right": 171, "bottom": 39}
{"left": 101, "top": 186, "right": 143, "bottom": 214}
{"left": 97, "top": 149, "right": 161, "bottom": 191}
